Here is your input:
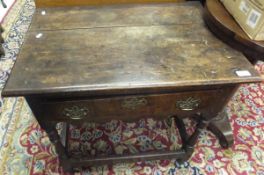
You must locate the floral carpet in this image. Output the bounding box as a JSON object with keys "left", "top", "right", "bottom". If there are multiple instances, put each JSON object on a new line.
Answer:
{"left": 0, "top": 0, "right": 264, "bottom": 174}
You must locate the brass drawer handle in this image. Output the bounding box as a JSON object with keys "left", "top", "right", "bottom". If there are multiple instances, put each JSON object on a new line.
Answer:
{"left": 122, "top": 97, "right": 148, "bottom": 110}
{"left": 176, "top": 97, "right": 200, "bottom": 111}
{"left": 63, "top": 106, "right": 89, "bottom": 120}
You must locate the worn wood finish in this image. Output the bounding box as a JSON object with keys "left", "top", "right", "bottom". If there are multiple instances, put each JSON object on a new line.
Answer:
{"left": 35, "top": 0, "right": 186, "bottom": 8}
{"left": 2, "top": 2, "right": 262, "bottom": 171}
{"left": 28, "top": 94, "right": 216, "bottom": 170}
{"left": 31, "top": 3, "right": 203, "bottom": 31}
{"left": 0, "top": 25, "right": 4, "bottom": 57}
{"left": 34, "top": 88, "right": 234, "bottom": 123}
{"left": 69, "top": 149, "right": 186, "bottom": 167}
{"left": 2, "top": 3, "right": 261, "bottom": 98}
{"left": 204, "top": 0, "right": 264, "bottom": 64}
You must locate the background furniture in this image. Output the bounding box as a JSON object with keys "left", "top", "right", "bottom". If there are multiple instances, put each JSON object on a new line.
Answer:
{"left": 204, "top": 0, "right": 264, "bottom": 64}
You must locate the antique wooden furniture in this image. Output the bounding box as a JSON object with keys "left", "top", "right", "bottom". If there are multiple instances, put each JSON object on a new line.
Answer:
{"left": 0, "top": 25, "right": 4, "bottom": 57}
{"left": 35, "top": 0, "right": 185, "bottom": 7}
{"left": 2, "top": 1, "right": 262, "bottom": 172}
{"left": 204, "top": 0, "right": 264, "bottom": 64}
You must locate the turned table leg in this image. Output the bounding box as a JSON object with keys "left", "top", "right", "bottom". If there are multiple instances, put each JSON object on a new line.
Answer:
{"left": 26, "top": 94, "right": 234, "bottom": 171}
{"left": 173, "top": 109, "right": 234, "bottom": 163}
{"left": 208, "top": 110, "right": 234, "bottom": 148}
{"left": 26, "top": 98, "right": 74, "bottom": 172}
{"left": 37, "top": 121, "right": 73, "bottom": 172}
{"left": 173, "top": 115, "right": 211, "bottom": 162}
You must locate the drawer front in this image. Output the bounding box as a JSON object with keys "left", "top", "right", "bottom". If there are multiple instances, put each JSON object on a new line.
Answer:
{"left": 38, "top": 88, "right": 232, "bottom": 122}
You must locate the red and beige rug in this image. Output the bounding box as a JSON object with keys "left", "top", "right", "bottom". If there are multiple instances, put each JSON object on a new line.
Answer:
{"left": 0, "top": 0, "right": 263, "bottom": 174}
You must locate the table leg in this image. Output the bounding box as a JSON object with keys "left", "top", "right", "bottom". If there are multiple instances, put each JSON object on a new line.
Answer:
{"left": 38, "top": 121, "right": 73, "bottom": 172}
{"left": 207, "top": 110, "right": 234, "bottom": 148}
{"left": 26, "top": 98, "right": 233, "bottom": 170}
{"left": 173, "top": 115, "right": 210, "bottom": 162}
{"left": 26, "top": 98, "right": 74, "bottom": 172}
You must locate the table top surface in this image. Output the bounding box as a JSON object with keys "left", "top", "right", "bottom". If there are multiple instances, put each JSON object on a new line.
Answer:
{"left": 3, "top": 2, "right": 262, "bottom": 97}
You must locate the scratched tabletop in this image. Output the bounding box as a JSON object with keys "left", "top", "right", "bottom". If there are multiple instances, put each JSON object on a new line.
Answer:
{"left": 3, "top": 2, "right": 261, "bottom": 97}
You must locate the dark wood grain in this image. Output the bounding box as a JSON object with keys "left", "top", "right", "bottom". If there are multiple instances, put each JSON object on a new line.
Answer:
{"left": 31, "top": 3, "right": 203, "bottom": 31}
{"left": 203, "top": 0, "right": 264, "bottom": 64}
{"left": 34, "top": 87, "right": 235, "bottom": 123}
{"left": 3, "top": 2, "right": 263, "bottom": 171}
{"left": 2, "top": 3, "right": 261, "bottom": 98}
{"left": 35, "top": 0, "right": 186, "bottom": 8}
{"left": 68, "top": 150, "right": 186, "bottom": 167}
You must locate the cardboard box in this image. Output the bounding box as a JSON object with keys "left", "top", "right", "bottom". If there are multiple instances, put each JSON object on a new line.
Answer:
{"left": 221, "top": 0, "right": 264, "bottom": 40}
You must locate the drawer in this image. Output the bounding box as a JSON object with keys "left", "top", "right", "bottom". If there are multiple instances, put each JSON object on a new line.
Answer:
{"left": 37, "top": 88, "right": 233, "bottom": 123}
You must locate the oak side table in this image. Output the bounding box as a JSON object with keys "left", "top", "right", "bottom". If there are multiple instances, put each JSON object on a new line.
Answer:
{"left": 2, "top": 2, "right": 262, "bottom": 172}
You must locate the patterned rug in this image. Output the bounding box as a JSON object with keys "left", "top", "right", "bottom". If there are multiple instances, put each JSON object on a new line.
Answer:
{"left": 0, "top": 0, "right": 264, "bottom": 174}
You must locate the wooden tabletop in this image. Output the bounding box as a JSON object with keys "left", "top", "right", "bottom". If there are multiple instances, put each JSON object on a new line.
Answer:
{"left": 2, "top": 2, "right": 262, "bottom": 97}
